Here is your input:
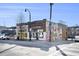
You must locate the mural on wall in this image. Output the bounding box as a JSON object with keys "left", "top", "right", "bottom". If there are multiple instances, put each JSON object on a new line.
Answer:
{"left": 17, "top": 25, "right": 28, "bottom": 40}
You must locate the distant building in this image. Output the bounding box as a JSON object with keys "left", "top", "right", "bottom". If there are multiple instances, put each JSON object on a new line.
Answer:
{"left": 1, "top": 26, "right": 16, "bottom": 40}
{"left": 0, "top": 26, "right": 8, "bottom": 32}
{"left": 68, "top": 26, "right": 79, "bottom": 38}
{"left": 1, "top": 26, "right": 16, "bottom": 35}
{"left": 7, "top": 26, "right": 16, "bottom": 30}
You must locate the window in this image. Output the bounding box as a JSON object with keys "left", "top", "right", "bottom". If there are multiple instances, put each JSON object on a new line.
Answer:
{"left": 38, "top": 32, "right": 43, "bottom": 38}
{"left": 38, "top": 29, "right": 44, "bottom": 38}
{"left": 32, "top": 32, "right": 36, "bottom": 38}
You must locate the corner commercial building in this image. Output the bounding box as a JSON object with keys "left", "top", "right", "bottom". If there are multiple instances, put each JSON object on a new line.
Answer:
{"left": 16, "top": 19, "right": 68, "bottom": 41}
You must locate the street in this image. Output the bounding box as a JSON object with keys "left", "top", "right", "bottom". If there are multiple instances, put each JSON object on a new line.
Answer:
{"left": 0, "top": 39, "right": 79, "bottom": 56}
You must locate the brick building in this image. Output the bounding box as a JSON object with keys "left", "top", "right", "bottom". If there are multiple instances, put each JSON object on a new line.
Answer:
{"left": 16, "top": 19, "right": 68, "bottom": 41}
{"left": 58, "top": 23, "right": 68, "bottom": 40}
{"left": 16, "top": 19, "right": 49, "bottom": 41}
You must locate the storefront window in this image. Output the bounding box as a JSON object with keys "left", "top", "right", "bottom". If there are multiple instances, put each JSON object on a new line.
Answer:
{"left": 32, "top": 32, "right": 36, "bottom": 38}
{"left": 38, "top": 30, "right": 43, "bottom": 38}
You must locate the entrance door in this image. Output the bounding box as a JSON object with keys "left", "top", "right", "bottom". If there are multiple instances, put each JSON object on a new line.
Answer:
{"left": 36, "top": 32, "right": 39, "bottom": 40}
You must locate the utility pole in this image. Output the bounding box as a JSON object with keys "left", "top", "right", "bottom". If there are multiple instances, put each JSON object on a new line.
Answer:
{"left": 49, "top": 3, "right": 53, "bottom": 42}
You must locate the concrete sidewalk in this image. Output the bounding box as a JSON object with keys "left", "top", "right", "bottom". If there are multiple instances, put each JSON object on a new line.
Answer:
{"left": 0, "top": 40, "right": 74, "bottom": 56}
{"left": 57, "top": 42, "right": 79, "bottom": 56}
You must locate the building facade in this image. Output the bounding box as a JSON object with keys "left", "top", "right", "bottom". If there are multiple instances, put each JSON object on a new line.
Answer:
{"left": 16, "top": 23, "right": 29, "bottom": 40}
{"left": 16, "top": 19, "right": 68, "bottom": 41}
{"left": 16, "top": 19, "right": 48, "bottom": 40}
{"left": 58, "top": 23, "right": 68, "bottom": 40}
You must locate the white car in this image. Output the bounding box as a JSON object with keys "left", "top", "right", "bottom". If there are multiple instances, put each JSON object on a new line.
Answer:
{"left": 0, "top": 34, "right": 9, "bottom": 40}
{"left": 74, "top": 35, "right": 79, "bottom": 41}
{"left": 75, "top": 36, "right": 79, "bottom": 39}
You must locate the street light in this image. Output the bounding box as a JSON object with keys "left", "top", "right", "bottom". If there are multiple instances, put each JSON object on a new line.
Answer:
{"left": 25, "top": 8, "right": 31, "bottom": 41}
{"left": 49, "top": 3, "right": 54, "bottom": 42}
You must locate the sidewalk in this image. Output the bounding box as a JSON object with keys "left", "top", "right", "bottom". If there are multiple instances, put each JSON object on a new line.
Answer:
{"left": 57, "top": 42, "right": 79, "bottom": 56}
{"left": 50, "top": 40, "right": 74, "bottom": 56}
{"left": 0, "top": 40, "right": 74, "bottom": 56}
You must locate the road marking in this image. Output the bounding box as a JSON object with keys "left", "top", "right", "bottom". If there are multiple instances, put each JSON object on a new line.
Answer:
{"left": 0, "top": 46, "right": 16, "bottom": 53}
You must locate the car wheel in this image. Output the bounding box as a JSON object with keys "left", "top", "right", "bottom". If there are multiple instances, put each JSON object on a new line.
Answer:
{"left": 7, "top": 38, "right": 9, "bottom": 40}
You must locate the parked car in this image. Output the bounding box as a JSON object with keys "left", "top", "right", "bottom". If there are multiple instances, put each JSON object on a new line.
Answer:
{"left": 0, "top": 34, "right": 9, "bottom": 40}
{"left": 74, "top": 35, "right": 79, "bottom": 42}
{"left": 68, "top": 35, "right": 75, "bottom": 39}
{"left": 67, "top": 35, "right": 75, "bottom": 41}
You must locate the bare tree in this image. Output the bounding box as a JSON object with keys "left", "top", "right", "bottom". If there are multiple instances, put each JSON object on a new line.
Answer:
{"left": 16, "top": 11, "right": 24, "bottom": 40}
